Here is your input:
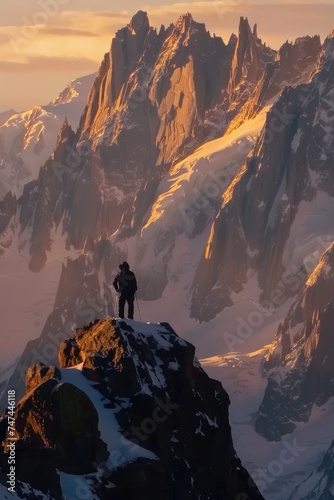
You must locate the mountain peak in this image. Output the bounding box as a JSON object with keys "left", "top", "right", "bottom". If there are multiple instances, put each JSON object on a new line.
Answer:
{"left": 306, "top": 241, "right": 334, "bottom": 287}
{"left": 239, "top": 16, "right": 251, "bottom": 30}
{"left": 229, "top": 16, "right": 275, "bottom": 93}
{"left": 128, "top": 10, "right": 149, "bottom": 34}
{"left": 327, "top": 27, "right": 334, "bottom": 39}
{"left": 175, "top": 12, "right": 199, "bottom": 32}
{"left": 177, "top": 12, "right": 193, "bottom": 22}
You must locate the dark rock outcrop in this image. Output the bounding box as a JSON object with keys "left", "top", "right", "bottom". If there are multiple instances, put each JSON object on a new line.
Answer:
{"left": 12, "top": 378, "right": 108, "bottom": 497}
{"left": 10, "top": 319, "right": 263, "bottom": 499}
{"left": 25, "top": 362, "right": 61, "bottom": 393}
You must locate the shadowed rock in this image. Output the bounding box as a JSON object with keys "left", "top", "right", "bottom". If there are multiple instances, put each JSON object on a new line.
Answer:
{"left": 12, "top": 318, "right": 263, "bottom": 499}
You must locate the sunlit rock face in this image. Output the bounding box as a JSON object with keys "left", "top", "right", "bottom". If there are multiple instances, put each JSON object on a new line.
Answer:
{"left": 227, "top": 33, "right": 322, "bottom": 130}
{"left": 255, "top": 242, "right": 334, "bottom": 441}
{"left": 190, "top": 32, "right": 334, "bottom": 322}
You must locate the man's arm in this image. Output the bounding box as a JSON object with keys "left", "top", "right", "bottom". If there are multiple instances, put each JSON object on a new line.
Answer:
{"left": 113, "top": 276, "right": 119, "bottom": 292}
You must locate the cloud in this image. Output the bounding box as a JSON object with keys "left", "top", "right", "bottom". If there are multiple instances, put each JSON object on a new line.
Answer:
{"left": 0, "top": 33, "right": 10, "bottom": 46}
{"left": 59, "top": 10, "right": 129, "bottom": 35}
{"left": 38, "top": 27, "right": 98, "bottom": 37}
{"left": 0, "top": 55, "right": 99, "bottom": 73}
{"left": 93, "top": 11, "right": 130, "bottom": 19}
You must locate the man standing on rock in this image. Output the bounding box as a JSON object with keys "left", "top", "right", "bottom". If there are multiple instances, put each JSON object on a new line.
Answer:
{"left": 113, "top": 261, "right": 138, "bottom": 319}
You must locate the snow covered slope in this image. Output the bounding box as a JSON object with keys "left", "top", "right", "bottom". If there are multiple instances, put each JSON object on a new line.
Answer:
{"left": 43, "top": 73, "right": 95, "bottom": 129}
{"left": 0, "top": 110, "right": 16, "bottom": 127}
{"left": 0, "top": 74, "right": 94, "bottom": 200}
{"left": 202, "top": 351, "right": 334, "bottom": 500}
{"left": 289, "top": 439, "right": 334, "bottom": 499}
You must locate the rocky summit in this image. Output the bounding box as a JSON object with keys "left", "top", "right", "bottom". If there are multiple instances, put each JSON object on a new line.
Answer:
{"left": 0, "top": 319, "right": 263, "bottom": 499}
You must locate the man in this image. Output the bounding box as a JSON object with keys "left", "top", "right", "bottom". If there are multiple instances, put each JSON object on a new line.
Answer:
{"left": 113, "top": 261, "right": 138, "bottom": 319}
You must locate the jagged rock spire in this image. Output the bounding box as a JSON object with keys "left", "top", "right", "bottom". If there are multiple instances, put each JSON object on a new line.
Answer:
{"left": 128, "top": 10, "right": 149, "bottom": 33}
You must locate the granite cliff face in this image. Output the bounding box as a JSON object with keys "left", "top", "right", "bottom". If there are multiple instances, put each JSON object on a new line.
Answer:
{"left": 1, "top": 319, "right": 264, "bottom": 499}
{"left": 227, "top": 18, "right": 275, "bottom": 115}
{"left": 255, "top": 242, "right": 334, "bottom": 441}
{"left": 227, "top": 34, "right": 322, "bottom": 130}
{"left": 190, "top": 30, "right": 334, "bottom": 321}
{"left": 8, "top": 12, "right": 278, "bottom": 266}
{"left": 64, "top": 11, "right": 236, "bottom": 247}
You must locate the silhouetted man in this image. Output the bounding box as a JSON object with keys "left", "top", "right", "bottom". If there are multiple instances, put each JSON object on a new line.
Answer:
{"left": 113, "top": 262, "right": 137, "bottom": 319}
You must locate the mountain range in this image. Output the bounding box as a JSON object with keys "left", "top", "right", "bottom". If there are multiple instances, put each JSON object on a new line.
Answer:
{"left": 0, "top": 10, "right": 333, "bottom": 499}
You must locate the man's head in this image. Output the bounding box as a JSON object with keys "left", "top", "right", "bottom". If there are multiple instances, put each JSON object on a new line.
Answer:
{"left": 119, "top": 261, "right": 130, "bottom": 271}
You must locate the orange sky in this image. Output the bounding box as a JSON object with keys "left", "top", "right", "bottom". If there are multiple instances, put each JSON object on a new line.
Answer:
{"left": 1, "top": 1, "right": 334, "bottom": 112}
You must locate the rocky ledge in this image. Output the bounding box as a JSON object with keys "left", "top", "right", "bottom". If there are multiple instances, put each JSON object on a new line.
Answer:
{"left": 0, "top": 319, "right": 262, "bottom": 499}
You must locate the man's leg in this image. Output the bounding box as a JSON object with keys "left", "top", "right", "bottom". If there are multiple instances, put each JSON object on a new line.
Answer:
{"left": 127, "top": 295, "right": 134, "bottom": 320}
{"left": 118, "top": 294, "right": 125, "bottom": 319}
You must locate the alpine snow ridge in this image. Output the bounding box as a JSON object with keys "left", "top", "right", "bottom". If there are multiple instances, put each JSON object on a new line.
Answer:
{"left": 0, "top": 74, "right": 95, "bottom": 200}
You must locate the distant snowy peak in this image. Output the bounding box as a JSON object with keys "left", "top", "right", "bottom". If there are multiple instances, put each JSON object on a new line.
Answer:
{"left": 0, "top": 106, "right": 62, "bottom": 199}
{"left": 44, "top": 73, "right": 95, "bottom": 129}
{"left": 0, "top": 73, "right": 94, "bottom": 200}
{"left": 49, "top": 74, "right": 95, "bottom": 107}
{"left": 0, "top": 109, "right": 16, "bottom": 127}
